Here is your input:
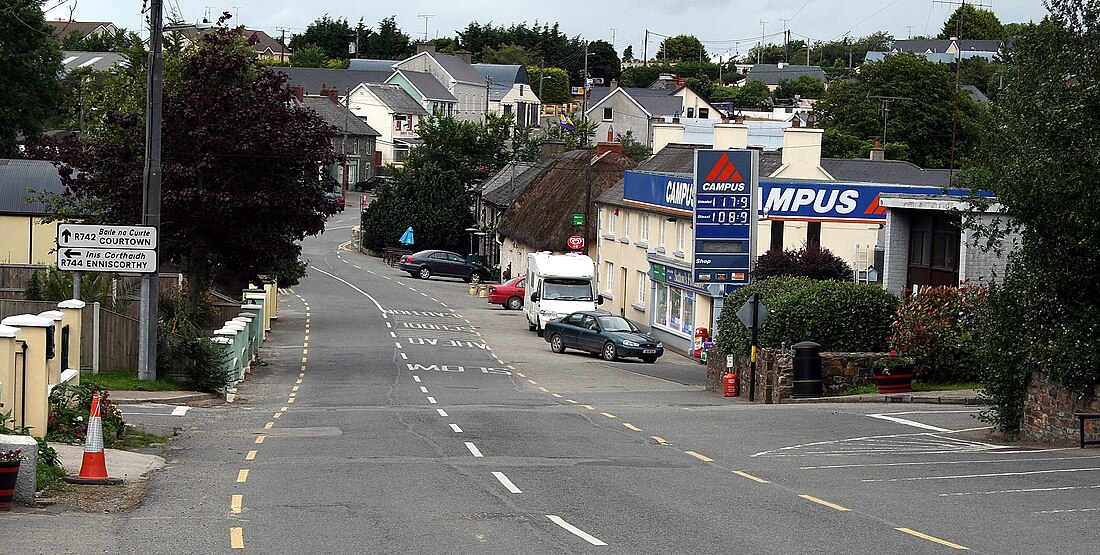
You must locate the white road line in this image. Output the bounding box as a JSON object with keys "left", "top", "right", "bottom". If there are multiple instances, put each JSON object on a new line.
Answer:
{"left": 866, "top": 413, "right": 953, "bottom": 432}
{"left": 427, "top": 396, "right": 437, "bottom": 404}
{"left": 386, "top": 322, "right": 392, "bottom": 328}
{"left": 864, "top": 467, "right": 1100, "bottom": 483}
{"left": 492, "top": 471, "right": 522, "bottom": 493}
{"left": 413, "top": 375, "right": 421, "bottom": 382}
{"left": 390, "top": 332, "right": 397, "bottom": 338}
{"left": 367, "top": 270, "right": 376, "bottom": 274}
{"left": 436, "top": 409, "right": 449, "bottom": 417}
{"left": 420, "top": 386, "right": 429, "bottom": 393}
{"left": 941, "top": 484, "right": 1100, "bottom": 497}
{"left": 308, "top": 266, "right": 385, "bottom": 311}
{"left": 400, "top": 353, "right": 408, "bottom": 359}
{"left": 383, "top": 276, "right": 391, "bottom": 280}
{"left": 1034, "top": 507, "right": 1100, "bottom": 515}
{"left": 395, "top": 342, "right": 402, "bottom": 348}
{"left": 802, "top": 454, "right": 1100, "bottom": 470}
{"left": 171, "top": 406, "right": 190, "bottom": 416}
{"left": 450, "top": 423, "right": 463, "bottom": 433}
{"left": 546, "top": 515, "right": 606, "bottom": 546}
{"left": 465, "top": 442, "right": 484, "bottom": 457}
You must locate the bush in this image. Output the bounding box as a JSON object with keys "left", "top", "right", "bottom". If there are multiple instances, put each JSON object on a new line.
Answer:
{"left": 168, "top": 336, "right": 231, "bottom": 393}
{"left": 46, "top": 383, "right": 125, "bottom": 445}
{"left": 890, "top": 284, "right": 990, "bottom": 383}
{"left": 716, "top": 276, "right": 899, "bottom": 357}
{"left": 753, "top": 246, "right": 853, "bottom": 281}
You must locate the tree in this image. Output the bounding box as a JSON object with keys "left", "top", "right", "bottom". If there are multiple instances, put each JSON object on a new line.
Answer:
{"left": 289, "top": 15, "right": 353, "bottom": 60}
{"left": 482, "top": 44, "right": 536, "bottom": 65}
{"left": 774, "top": 75, "right": 826, "bottom": 100}
{"left": 656, "top": 35, "right": 706, "bottom": 62}
{"left": 61, "top": 27, "right": 142, "bottom": 52}
{"left": 615, "top": 131, "right": 651, "bottom": 162}
{"left": 586, "top": 40, "right": 620, "bottom": 82}
{"left": 526, "top": 66, "right": 571, "bottom": 103}
{"left": 962, "top": 3, "right": 1100, "bottom": 434}
{"left": 736, "top": 80, "right": 771, "bottom": 109}
{"left": 43, "top": 28, "right": 338, "bottom": 306}
{"left": 619, "top": 64, "right": 666, "bottom": 87}
{"left": 289, "top": 44, "right": 329, "bottom": 67}
{"left": 359, "top": 16, "right": 412, "bottom": 60}
{"left": 622, "top": 45, "right": 634, "bottom": 62}
{"left": 938, "top": 4, "right": 1005, "bottom": 40}
{"left": 543, "top": 111, "right": 598, "bottom": 150}
{"left": 815, "top": 52, "right": 986, "bottom": 168}
{"left": 0, "top": 0, "right": 63, "bottom": 154}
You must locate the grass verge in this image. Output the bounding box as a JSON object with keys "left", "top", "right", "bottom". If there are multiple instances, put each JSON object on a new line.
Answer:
{"left": 82, "top": 371, "right": 185, "bottom": 392}
{"left": 912, "top": 382, "right": 984, "bottom": 392}
{"left": 111, "top": 426, "right": 173, "bottom": 450}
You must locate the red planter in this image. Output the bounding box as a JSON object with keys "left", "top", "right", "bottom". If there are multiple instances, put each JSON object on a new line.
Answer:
{"left": 874, "top": 367, "right": 914, "bottom": 394}
{"left": 0, "top": 460, "right": 19, "bottom": 511}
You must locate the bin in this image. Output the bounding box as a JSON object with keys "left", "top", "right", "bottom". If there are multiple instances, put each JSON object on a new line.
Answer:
{"left": 791, "top": 341, "right": 823, "bottom": 398}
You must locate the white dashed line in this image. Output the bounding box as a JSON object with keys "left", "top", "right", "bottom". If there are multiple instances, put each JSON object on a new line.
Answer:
{"left": 546, "top": 515, "right": 606, "bottom": 546}
{"left": 171, "top": 406, "right": 190, "bottom": 416}
{"left": 450, "top": 423, "right": 463, "bottom": 433}
{"left": 436, "top": 409, "right": 449, "bottom": 417}
{"left": 427, "top": 396, "right": 437, "bottom": 404}
{"left": 464, "top": 442, "right": 484, "bottom": 458}
{"left": 413, "top": 375, "right": 421, "bottom": 382}
{"left": 420, "top": 386, "right": 429, "bottom": 393}
{"left": 492, "top": 471, "right": 522, "bottom": 493}
{"left": 400, "top": 353, "right": 408, "bottom": 359}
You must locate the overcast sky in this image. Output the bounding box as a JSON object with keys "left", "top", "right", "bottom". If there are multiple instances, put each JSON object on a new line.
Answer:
{"left": 52, "top": 0, "right": 1050, "bottom": 60}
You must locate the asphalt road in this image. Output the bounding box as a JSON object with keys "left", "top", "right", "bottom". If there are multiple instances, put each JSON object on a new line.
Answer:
{"left": 42, "top": 210, "right": 1100, "bottom": 553}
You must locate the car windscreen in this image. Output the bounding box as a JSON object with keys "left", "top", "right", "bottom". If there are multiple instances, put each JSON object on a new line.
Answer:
{"left": 542, "top": 279, "right": 593, "bottom": 301}
{"left": 597, "top": 316, "right": 639, "bottom": 333}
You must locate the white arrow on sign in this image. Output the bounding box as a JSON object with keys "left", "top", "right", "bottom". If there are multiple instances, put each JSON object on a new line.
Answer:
{"left": 57, "top": 224, "right": 157, "bottom": 250}
{"left": 57, "top": 247, "right": 158, "bottom": 274}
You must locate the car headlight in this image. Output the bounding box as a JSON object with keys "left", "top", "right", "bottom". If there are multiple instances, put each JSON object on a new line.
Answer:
{"left": 622, "top": 340, "right": 640, "bottom": 347}
{"left": 656, "top": 342, "right": 663, "bottom": 348}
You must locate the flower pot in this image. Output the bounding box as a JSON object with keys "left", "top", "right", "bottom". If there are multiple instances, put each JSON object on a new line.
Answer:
{"left": 874, "top": 367, "right": 913, "bottom": 394}
{"left": 0, "top": 460, "right": 19, "bottom": 511}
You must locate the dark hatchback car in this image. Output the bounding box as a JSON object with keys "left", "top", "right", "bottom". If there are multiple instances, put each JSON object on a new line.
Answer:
{"left": 544, "top": 310, "right": 664, "bottom": 363}
{"left": 398, "top": 249, "right": 489, "bottom": 283}
{"left": 324, "top": 191, "right": 345, "bottom": 212}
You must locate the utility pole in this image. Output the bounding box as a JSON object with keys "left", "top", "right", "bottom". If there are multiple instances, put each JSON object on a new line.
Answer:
{"left": 139, "top": 0, "right": 165, "bottom": 380}
{"left": 779, "top": 18, "right": 790, "bottom": 62}
{"left": 757, "top": 20, "right": 767, "bottom": 64}
{"left": 582, "top": 41, "right": 590, "bottom": 122}
{"left": 642, "top": 29, "right": 648, "bottom": 66}
{"left": 417, "top": 13, "right": 434, "bottom": 42}
{"left": 868, "top": 95, "right": 912, "bottom": 146}
{"left": 538, "top": 59, "right": 545, "bottom": 99}
{"left": 278, "top": 28, "right": 287, "bottom": 65}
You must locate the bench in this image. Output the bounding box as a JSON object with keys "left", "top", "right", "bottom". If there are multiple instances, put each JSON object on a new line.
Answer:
{"left": 382, "top": 248, "right": 410, "bottom": 267}
{"left": 1075, "top": 412, "right": 1100, "bottom": 448}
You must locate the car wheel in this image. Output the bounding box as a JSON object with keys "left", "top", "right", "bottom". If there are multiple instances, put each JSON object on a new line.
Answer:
{"left": 536, "top": 322, "right": 544, "bottom": 337}
{"left": 470, "top": 271, "right": 482, "bottom": 284}
{"left": 602, "top": 342, "right": 618, "bottom": 361}
{"left": 641, "top": 356, "right": 658, "bottom": 363}
{"left": 417, "top": 267, "right": 431, "bottom": 280}
{"left": 550, "top": 334, "right": 565, "bottom": 353}
{"left": 506, "top": 296, "right": 522, "bottom": 310}
{"left": 528, "top": 320, "right": 537, "bottom": 332}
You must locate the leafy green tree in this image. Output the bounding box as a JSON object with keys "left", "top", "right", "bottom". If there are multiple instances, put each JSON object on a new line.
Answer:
{"left": 615, "top": 131, "right": 651, "bottom": 162}
{"left": 656, "top": 34, "right": 706, "bottom": 62}
{"left": 774, "top": 74, "right": 826, "bottom": 100}
{"left": 938, "top": 4, "right": 1005, "bottom": 40}
{"left": 482, "top": 44, "right": 536, "bottom": 65}
{"left": 0, "top": 0, "right": 63, "bottom": 154}
{"left": 622, "top": 45, "right": 634, "bottom": 62}
{"left": 745, "top": 40, "right": 809, "bottom": 65}
{"left": 736, "top": 80, "right": 771, "bottom": 109}
{"left": 619, "top": 64, "right": 667, "bottom": 87}
{"left": 962, "top": 3, "right": 1100, "bottom": 434}
{"left": 358, "top": 16, "right": 412, "bottom": 60}
{"left": 289, "top": 15, "right": 353, "bottom": 61}
{"left": 587, "top": 40, "right": 620, "bottom": 82}
{"left": 526, "top": 66, "right": 571, "bottom": 103}
{"left": 61, "top": 28, "right": 142, "bottom": 52}
{"left": 289, "top": 44, "right": 329, "bottom": 67}
{"left": 815, "top": 52, "right": 986, "bottom": 168}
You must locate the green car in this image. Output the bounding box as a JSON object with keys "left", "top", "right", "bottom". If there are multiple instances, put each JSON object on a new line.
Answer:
{"left": 544, "top": 310, "right": 664, "bottom": 363}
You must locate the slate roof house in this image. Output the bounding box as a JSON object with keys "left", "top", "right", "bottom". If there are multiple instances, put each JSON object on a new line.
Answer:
{"left": 391, "top": 45, "right": 489, "bottom": 123}
{"left": 168, "top": 26, "right": 291, "bottom": 63}
{"left": 0, "top": 159, "right": 65, "bottom": 265}
{"left": 345, "top": 83, "right": 429, "bottom": 166}
{"left": 744, "top": 63, "right": 827, "bottom": 90}
{"left": 46, "top": 20, "right": 117, "bottom": 41}
{"left": 584, "top": 84, "right": 723, "bottom": 148}
{"left": 473, "top": 64, "right": 541, "bottom": 128}
{"left": 297, "top": 92, "right": 381, "bottom": 190}
{"left": 60, "top": 51, "right": 129, "bottom": 73}
{"left": 388, "top": 69, "right": 458, "bottom": 117}
{"left": 277, "top": 68, "right": 391, "bottom": 95}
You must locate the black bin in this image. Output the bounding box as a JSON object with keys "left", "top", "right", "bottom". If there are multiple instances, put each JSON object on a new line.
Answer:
{"left": 791, "top": 341, "right": 822, "bottom": 398}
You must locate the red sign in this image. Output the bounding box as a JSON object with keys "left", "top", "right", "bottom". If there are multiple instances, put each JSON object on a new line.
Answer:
{"left": 567, "top": 235, "right": 585, "bottom": 250}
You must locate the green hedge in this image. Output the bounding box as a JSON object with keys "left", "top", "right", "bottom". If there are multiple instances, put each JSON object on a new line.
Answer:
{"left": 715, "top": 277, "right": 899, "bottom": 357}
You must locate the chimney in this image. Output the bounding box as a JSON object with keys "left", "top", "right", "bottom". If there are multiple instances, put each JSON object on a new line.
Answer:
{"left": 417, "top": 43, "right": 436, "bottom": 54}
{"left": 540, "top": 139, "right": 566, "bottom": 161}
{"left": 610, "top": 79, "right": 618, "bottom": 91}
{"left": 780, "top": 121, "right": 826, "bottom": 177}
{"left": 596, "top": 141, "right": 623, "bottom": 157}
{"left": 869, "top": 139, "right": 885, "bottom": 161}
{"left": 289, "top": 84, "right": 304, "bottom": 103}
{"left": 320, "top": 87, "right": 339, "bottom": 104}
{"left": 652, "top": 121, "right": 685, "bottom": 154}
{"left": 713, "top": 121, "right": 749, "bottom": 150}
{"left": 455, "top": 51, "right": 472, "bottom": 64}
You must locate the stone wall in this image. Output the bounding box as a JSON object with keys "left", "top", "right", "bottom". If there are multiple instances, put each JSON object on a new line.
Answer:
{"left": 706, "top": 347, "right": 879, "bottom": 403}
{"left": 1021, "top": 371, "right": 1100, "bottom": 445}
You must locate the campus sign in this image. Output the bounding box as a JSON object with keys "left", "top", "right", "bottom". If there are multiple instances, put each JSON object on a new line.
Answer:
{"left": 692, "top": 150, "right": 758, "bottom": 285}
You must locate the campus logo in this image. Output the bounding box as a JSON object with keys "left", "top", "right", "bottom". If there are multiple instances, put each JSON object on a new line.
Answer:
{"left": 863, "top": 193, "right": 888, "bottom": 215}
{"left": 762, "top": 186, "right": 860, "bottom": 215}
{"left": 704, "top": 153, "right": 745, "bottom": 182}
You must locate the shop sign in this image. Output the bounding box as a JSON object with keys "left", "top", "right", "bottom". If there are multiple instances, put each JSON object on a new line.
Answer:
{"left": 567, "top": 235, "right": 585, "bottom": 250}
{"left": 693, "top": 150, "right": 757, "bottom": 285}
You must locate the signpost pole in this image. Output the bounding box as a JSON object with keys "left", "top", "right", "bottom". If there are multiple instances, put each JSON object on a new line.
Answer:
{"left": 749, "top": 293, "right": 758, "bottom": 402}
{"left": 139, "top": 0, "right": 165, "bottom": 381}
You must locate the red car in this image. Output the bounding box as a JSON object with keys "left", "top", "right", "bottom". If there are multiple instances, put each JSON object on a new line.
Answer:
{"left": 487, "top": 276, "right": 525, "bottom": 310}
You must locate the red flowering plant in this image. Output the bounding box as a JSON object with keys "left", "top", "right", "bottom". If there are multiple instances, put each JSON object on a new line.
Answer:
{"left": 45, "top": 384, "right": 125, "bottom": 445}
{"left": 888, "top": 284, "right": 990, "bottom": 383}
{"left": 873, "top": 350, "right": 916, "bottom": 375}
{"left": 0, "top": 449, "right": 24, "bottom": 462}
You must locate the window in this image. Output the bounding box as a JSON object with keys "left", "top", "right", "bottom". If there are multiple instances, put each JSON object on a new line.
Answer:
{"left": 686, "top": 107, "right": 695, "bottom": 118}
{"left": 604, "top": 261, "right": 614, "bottom": 293}
{"left": 394, "top": 145, "right": 410, "bottom": 163}
{"left": 659, "top": 219, "right": 667, "bottom": 247}
{"left": 623, "top": 212, "right": 631, "bottom": 239}
{"left": 677, "top": 223, "right": 685, "bottom": 251}
{"left": 394, "top": 114, "right": 406, "bottom": 131}
{"left": 640, "top": 215, "right": 649, "bottom": 243}
{"left": 608, "top": 208, "right": 617, "bottom": 235}
{"left": 698, "top": 108, "right": 709, "bottom": 119}
{"left": 504, "top": 104, "right": 513, "bottom": 116}
{"left": 636, "top": 270, "right": 647, "bottom": 305}
{"left": 653, "top": 283, "right": 695, "bottom": 336}
{"left": 603, "top": 107, "right": 613, "bottom": 121}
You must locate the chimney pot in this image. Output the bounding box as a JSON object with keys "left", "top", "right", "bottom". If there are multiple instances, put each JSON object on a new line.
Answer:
{"left": 596, "top": 141, "right": 623, "bottom": 156}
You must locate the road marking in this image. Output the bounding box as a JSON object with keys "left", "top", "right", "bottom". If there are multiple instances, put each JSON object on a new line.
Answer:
{"left": 427, "top": 397, "right": 437, "bottom": 404}
{"left": 292, "top": 385, "right": 299, "bottom": 392}
{"left": 538, "top": 387, "right": 549, "bottom": 392}
{"left": 1034, "top": 507, "right": 1100, "bottom": 514}
{"left": 420, "top": 386, "right": 429, "bottom": 393}
{"left": 799, "top": 494, "right": 850, "bottom": 511}
{"left": 551, "top": 393, "right": 563, "bottom": 398}
{"left": 942, "top": 484, "right": 1100, "bottom": 497}
{"left": 492, "top": 471, "right": 522, "bottom": 494}
{"left": 230, "top": 527, "right": 244, "bottom": 549}
{"left": 686, "top": 451, "right": 713, "bottom": 462}
{"left": 231, "top": 494, "right": 242, "bottom": 514}
{"left": 566, "top": 399, "right": 577, "bottom": 404}
{"left": 288, "top": 397, "right": 296, "bottom": 403}
{"left": 515, "top": 372, "right": 525, "bottom": 377}
{"left": 263, "top": 422, "right": 273, "bottom": 430}
{"left": 652, "top": 436, "right": 670, "bottom": 445}
{"left": 353, "top": 265, "right": 361, "bottom": 269}
{"left": 303, "top": 334, "right": 309, "bottom": 341}
{"left": 400, "top": 353, "right": 408, "bottom": 359}
{"left": 527, "top": 379, "right": 538, "bottom": 385}
{"left": 583, "top": 405, "right": 595, "bottom": 411}
{"left": 280, "top": 406, "right": 288, "bottom": 412}
{"left": 301, "top": 357, "right": 307, "bottom": 363}
{"left": 864, "top": 467, "right": 1100, "bottom": 482}
{"left": 733, "top": 470, "right": 770, "bottom": 483}
{"left": 236, "top": 470, "right": 249, "bottom": 483}
{"left": 390, "top": 332, "right": 397, "bottom": 338}
{"left": 386, "top": 322, "right": 392, "bottom": 328}
{"left": 420, "top": 293, "right": 428, "bottom": 297}
{"left": 395, "top": 342, "right": 401, "bottom": 348}
{"left": 601, "top": 412, "right": 616, "bottom": 419}
{"left": 623, "top": 423, "right": 642, "bottom": 431}
{"left": 431, "top": 298, "right": 438, "bottom": 302}
{"left": 437, "top": 409, "right": 449, "bottom": 417}
{"left": 171, "top": 406, "right": 189, "bottom": 416}
{"left": 255, "top": 435, "right": 265, "bottom": 444}
{"left": 546, "top": 515, "right": 606, "bottom": 546}
{"left": 413, "top": 375, "right": 421, "bottom": 382}
{"left": 803, "top": 454, "right": 1100, "bottom": 470}
{"left": 867, "top": 413, "right": 953, "bottom": 432}
{"left": 245, "top": 450, "right": 257, "bottom": 461}
{"left": 409, "top": 287, "right": 417, "bottom": 292}
{"left": 272, "top": 413, "right": 281, "bottom": 419}
{"left": 308, "top": 266, "right": 386, "bottom": 311}
{"left": 450, "top": 424, "right": 463, "bottom": 433}
{"left": 896, "top": 528, "right": 969, "bottom": 550}
{"left": 465, "top": 442, "right": 484, "bottom": 458}
{"left": 299, "top": 371, "right": 305, "bottom": 376}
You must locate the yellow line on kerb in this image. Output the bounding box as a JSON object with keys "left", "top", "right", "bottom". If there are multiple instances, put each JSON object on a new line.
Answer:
{"left": 896, "top": 528, "right": 970, "bottom": 550}
{"left": 231, "top": 494, "right": 243, "bottom": 514}
{"left": 230, "top": 527, "right": 244, "bottom": 549}
{"left": 733, "top": 470, "right": 770, "bottom": 483}
{"left": 685, "top": 451, "right": 714, "bottom": 462}
{"left": 799, "top": 494, "right": 850, "bottom": 511}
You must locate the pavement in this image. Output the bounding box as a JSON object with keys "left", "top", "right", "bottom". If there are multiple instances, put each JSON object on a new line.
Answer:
{"left": 50, "top": 443, "right": 166, "bottom": 482}
{"left": 109, "top": 390, "right": 216, "bottom": 404}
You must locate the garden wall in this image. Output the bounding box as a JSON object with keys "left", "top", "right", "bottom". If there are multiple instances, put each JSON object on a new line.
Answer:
{"left": 1020, "top": 371, "right": 1100, "bottom": 445}
{"left": 706, "top": 347, "right": 878, "bottom": 403}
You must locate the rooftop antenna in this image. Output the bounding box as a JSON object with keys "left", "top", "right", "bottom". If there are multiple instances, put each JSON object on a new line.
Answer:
{"left": 417, "top": 13, "right": 434, "bottom": 42}
{"left": 757, "top": 20, "right": 768, "bottom": 64}
{"left": 232, "top": 6, "right": 240, "bottom": 22}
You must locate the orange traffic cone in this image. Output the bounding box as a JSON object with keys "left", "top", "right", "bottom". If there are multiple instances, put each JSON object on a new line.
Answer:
{"left": 63, "top": 393, "right": 122, "bottom": 485}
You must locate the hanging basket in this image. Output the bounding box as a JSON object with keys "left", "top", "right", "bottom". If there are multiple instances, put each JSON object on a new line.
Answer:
{"left": 0, "top": 460, "right": 20, "bottom": 511}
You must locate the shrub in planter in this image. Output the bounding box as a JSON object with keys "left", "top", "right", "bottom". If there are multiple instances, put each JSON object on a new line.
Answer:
{"left": 716, "top": 276, "right": 899, "bottom": 357}
{"left": 889, "top": 284, "right": 990, "bottom": 384}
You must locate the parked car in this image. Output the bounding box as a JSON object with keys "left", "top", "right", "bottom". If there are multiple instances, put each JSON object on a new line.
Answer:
{"left": 353, "top": 175, "right": 390, "bottom": 192}
{"left": 544, "top": 310, "right": 664, "bottom": 363}
{"left": 399, "top": 249, "right": 489, "bottom": 283}
{"left": 324, "top": 191, "right": 345, "bottom": 212}
{"left": 488, "top": 277, "right": 525, "bottom": 310}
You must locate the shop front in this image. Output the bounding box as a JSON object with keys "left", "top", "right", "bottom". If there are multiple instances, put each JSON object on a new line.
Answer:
{"left": 648, "top": 261, "right": 715, "bottom": 354}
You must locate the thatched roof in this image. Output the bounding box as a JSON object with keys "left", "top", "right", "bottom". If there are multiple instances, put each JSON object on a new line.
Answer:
{"left": 498, "top": 149, "right": 637, "bottom": 252}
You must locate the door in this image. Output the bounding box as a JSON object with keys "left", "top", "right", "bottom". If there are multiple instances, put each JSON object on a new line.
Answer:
{"left": 577, "top": 314, "right": 601, "bottom": 352}
{"left": 445, "top": 252, "right": 469, "bottom": 277}
{"left": 559, "top": 312, "right": 585, "bottom": 347}
{"left": 427, "top": 252, "right": 451, "bottom": 275}
{"left": 906, "top": 212, "right": 960, "bottom": 291}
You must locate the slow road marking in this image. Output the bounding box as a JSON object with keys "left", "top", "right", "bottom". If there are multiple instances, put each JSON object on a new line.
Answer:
{"left": 547, "top": 515, "right": 607, "bottom": 546}
{"left": 896, "top": 528, "right": 969, "bottom": 550}
{"left": 492, "top": 471, "right": 522, "bottom": 494}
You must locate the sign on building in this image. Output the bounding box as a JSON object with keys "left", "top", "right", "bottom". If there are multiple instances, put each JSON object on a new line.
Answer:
{"left": 56, "top": 224, "right": 158, "bottom": 274}
{"left": 692, "top": 150, "right": 758, "bottom": 285}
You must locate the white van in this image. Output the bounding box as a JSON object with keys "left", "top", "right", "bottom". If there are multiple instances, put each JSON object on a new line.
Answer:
{"left": 525, "top": 251, "right": 601, "bottom": 336}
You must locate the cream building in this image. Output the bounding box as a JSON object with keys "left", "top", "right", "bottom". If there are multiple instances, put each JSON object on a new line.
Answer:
{"left": 0, "top": 159, "right": 63, "bottom": 265}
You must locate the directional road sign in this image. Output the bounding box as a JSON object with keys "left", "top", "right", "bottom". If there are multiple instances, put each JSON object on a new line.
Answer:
{"left": 57, "top": 224, "right": 157, "bottom": 250}
{"left": 736, "top": 298, "right": 769, "bottom": 330}
{"left": 57, "top": 247, "right": 158, "bottom": 273}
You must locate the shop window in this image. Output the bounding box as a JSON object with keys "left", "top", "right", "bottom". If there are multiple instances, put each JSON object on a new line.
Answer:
{"left": 653, "top": 282, "right": 695, "bottom": 336}
{"left": 655, "top": 283, "right": 668, "bottom": 326}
